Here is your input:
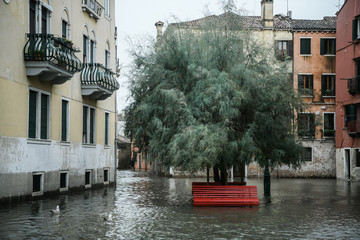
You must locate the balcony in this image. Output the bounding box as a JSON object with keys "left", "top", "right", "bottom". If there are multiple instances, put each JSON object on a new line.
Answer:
{"left": 347, "top": 76, "right": 360, "bottom": 95}
{"left": 82, "top": 0, "right": 103, "bottom": 20}
{"left": 24, "top": 34, "right": 82, "bottom": 84}
{"left": 81, "top": 63, "right": 119, "bottom": 100}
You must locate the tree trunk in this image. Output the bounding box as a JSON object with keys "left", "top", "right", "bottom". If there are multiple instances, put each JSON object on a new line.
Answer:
{"left": 213, "top": 166, "right": 221, "bottom": 183}
{"left": 220, "top": 167, "right": 228, "bottom": 185}
{"left": 264, "top": 164, "right": 271, "bottom": 196}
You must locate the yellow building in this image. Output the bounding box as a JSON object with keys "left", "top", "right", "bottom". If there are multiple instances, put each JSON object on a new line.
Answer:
{"left": 0, "top": 0, "right": 119, "bottom": 201}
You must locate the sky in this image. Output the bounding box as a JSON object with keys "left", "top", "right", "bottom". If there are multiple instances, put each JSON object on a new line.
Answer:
{"left": 115, "top": 0, "right": 342, "bottom": 113}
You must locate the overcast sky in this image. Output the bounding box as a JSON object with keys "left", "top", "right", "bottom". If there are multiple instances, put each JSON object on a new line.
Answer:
{"left": 115, "top": 0, "right": 342, "bottom": 112}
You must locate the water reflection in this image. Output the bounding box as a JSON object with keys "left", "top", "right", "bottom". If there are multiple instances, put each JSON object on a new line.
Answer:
{"left": 0, "top": 171, "right": 360, "bottom": 239}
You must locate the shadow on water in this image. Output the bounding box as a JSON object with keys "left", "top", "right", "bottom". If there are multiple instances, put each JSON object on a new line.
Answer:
{"left": 0, "top": 170, "right": 360, "bottom": 239}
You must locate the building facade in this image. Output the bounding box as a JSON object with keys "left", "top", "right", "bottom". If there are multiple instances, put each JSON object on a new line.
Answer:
{"left": 336, "top": 0, "right": 360, "bottom": 181}
{"left": 0, "top": 0, "right": 119, "bottom": 201}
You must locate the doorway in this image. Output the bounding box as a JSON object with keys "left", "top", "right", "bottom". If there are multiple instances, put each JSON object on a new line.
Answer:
{"left": 344, "top": 149, "right": 351, "bottom": 180}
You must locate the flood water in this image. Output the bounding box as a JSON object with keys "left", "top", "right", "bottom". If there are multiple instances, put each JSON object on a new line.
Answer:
{"left": 1, "top": 170, "right": 360, "bottom": 239}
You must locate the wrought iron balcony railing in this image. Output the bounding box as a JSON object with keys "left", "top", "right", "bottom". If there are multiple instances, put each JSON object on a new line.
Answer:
{"left": 82, "top": 0, "right": 103, "bottom": 20}
{"left": 81, "top": 63, "right": 119, "bottom": 100}
{"left": 347, "top": 76, "right": 360, "bottom": 95}
{"left": 24, "top": 34, "right": 82, "bottom": 84}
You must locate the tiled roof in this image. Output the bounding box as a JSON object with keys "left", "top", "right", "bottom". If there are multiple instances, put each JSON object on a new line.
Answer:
{"left": 169, "top": 12, "right": 336, "bottom": 31}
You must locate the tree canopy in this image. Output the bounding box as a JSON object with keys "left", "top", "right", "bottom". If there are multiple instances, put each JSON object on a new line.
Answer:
{"left": 125, "top": 13, "right": 304, "bottom": 183}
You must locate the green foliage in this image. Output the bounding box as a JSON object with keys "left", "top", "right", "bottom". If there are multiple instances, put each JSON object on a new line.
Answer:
{"left": 125, "top": 12, "right": 305, "bottom": 176}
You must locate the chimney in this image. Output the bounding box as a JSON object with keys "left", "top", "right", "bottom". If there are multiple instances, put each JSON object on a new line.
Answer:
{"left": 287, "top": 10, "right": 292, "bottom": 19}
{"left": 261, "top": 0, "right": 274, "bottom": 28}
{"left": 155, "top": 21, "right": 164, "bottom": 38}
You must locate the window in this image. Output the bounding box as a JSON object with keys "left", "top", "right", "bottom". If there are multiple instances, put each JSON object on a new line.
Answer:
{"left": 323, "top": 113, "right": 335, "bottom": 137}
{"left": 345, "top": 105, "right": 359, "bottom": 133}
{"left": 300, "top": 38, "right": 311, "bottom": 55}
{"left": 320, "top": 38, "right": 335, "bottom": 55}
{"left": 105, "top": 0, "right": 110, "bottom": 18}
{"left": 353, "top": 16, "right": 360, "bottom": 41}
{"left": 298, "top": 113, "right": 315, "bottom": 137}
{"left": 61, "top": 99, "right": 69, "bottom": 142}
{"left": 104, "top": 168, "right": 109, "bottom": 184}
{"left": 82, "top": 106, "right": 95, "bottom": 144}
{"left": 83, "top": 35, "right": 89, "bottom": 63}
{"left": 29, "top": 0, "right": 51, "bottom": 34}
{"left": 105, "top": 50, "right": 110, "bottom": 69}
{"left": 356, "top": 150, "right": 360, "bottom": 167}
{"left": 90, "top": 39, "right": 95, "bottom": 64}
{"left": 28, "top": 89, "right": 50, "bottom": 140}
{"left": 321, "top": 75, "right": 335, "bottom": 97}
{"left": 105, "top": 112, "right": 109, "bottom": 145}
{"left": 60, "top": 171, "right": 68, "bottom": 191}
{"left": 275, "top": 40, "right": 293, "bottom": 60}
{"left": 32, "top": 172, "right": 44, "bottom": 196}
{"left": 298, "top": 75, "right": 313, "bottom": 96}
{"left": 302, "top": 147, "right": 312, "bottom": 162}
{"left": 85, "top": 170, "right": 92, "bottom": 188}
{"left": 62, "top": 20, "right": 68, "bottom": 39}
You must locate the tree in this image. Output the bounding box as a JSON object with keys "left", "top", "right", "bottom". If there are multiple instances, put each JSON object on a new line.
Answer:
{"left": 125, "top": 11, "right": 304, "bottom": 192}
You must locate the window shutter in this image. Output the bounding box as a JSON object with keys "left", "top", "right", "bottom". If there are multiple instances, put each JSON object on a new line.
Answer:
{"left": 287, "top": 40, "right": 293, "bottom": 57}
{"left": 320, "top": 39, "right": 325, "bottom": 55}
{"left": 90, "top": 108, "right": 95, "bottom": 144}
{"left": 61, "top": 100, "right": 67, "bottom": 141}
{"left": 105, "top": 113, "right": 109, "bottom": 145}
{"left": 28, "top": 90, "right": 37, "bottom": 138}
{"left": 309, "top": 114, "right": 315, "bottom": 136}
{"left": 310, "top": 75, "right": 314, "bottom": 90}
{"left": 353, "top": 19, "right": 358, "bottom": 41}
{"left": 298, "top": 75, "right": 304, "bottom": 92}
{"left": 40, "top": 94, "right": 48, "bottom": 139}
{"left": 331, "top": 39, "right": 336, "bottom": 55}
{"left": 83, "top": 106, "right": 88, "bottom": 143}
{"left": 321, "top": 75, "right": 325, "bottom": 96}
{"left": 300, "top": 40, "right": 305, "bottom": 54}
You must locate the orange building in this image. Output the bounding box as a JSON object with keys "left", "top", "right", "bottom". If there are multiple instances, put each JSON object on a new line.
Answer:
{"left": 292, "top": 18, "right": 336, "bottom": 177}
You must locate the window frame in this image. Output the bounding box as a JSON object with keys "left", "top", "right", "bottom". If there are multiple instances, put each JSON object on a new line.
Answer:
{"left": 28, "top": 88, "right": 50, "bottom": 141}
{"left": 323, "top": 112, "right": 335, "bottom": 138}
{"left": 321, "top": 74, "right": 336, "bottom": 97}
{"left": 298, "top": 112, "right": 315, "bottom": 137}
{"left": 105, "top": 0, "right": 110, "bottom": 18}
{"left": 82, "top": 105, "right": 96, "bottom": 144}
{"left": 105, "top": 112, "right": 110, "bottom": 146}
{"left": 32, "top": 172, "right": 44, "bottom": 196}
{"left": 302, "top": 147, "right": 312, "bottom": 162}
{"left": 298, "top": 74, "right": 314, "bottom": 96}
{"left": 353, "top": 16, "right": 360, "bottom": 41}
{"left": 320, "top": 38, "right": 336, "bottom": 56}
{"left": 60, "top": 171, "right": 69, "bottom": 192}
{"left": 61, "top": 98, "right": 70, "bottom": 142}
{"left": 275, "top": 40, "right": 293, "bottom": 60}
{"left": 300, "top": 37, "right": 311, "bottom": 56}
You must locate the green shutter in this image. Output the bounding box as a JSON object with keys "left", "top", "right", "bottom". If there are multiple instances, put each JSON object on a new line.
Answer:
{"left": 105, "top": 113, "right": 109, "bottom": 145}
{"left": 309, "top": 114, "right": 315, "bottom": 136}
{"left": 332, "top": 75, "right": 336, "bottom": 95}
{"left": 353, "top": 19, "right": 358, "bottom": 41}
{"left": 320, "top": 39, "right": 325, "bottom": 55}
{"left": 40, "top": 94, "right": 48, "bottom": 139}
{"left": 310, "top": 75, "right": 314, "bottom": 90}
{"left": 90, "top": 108, "right": 95, "bottom": 144}
{"left": 61, "top": 100, "right": 67, "bottom": 141}
{"left": 28, "top": 90, "right": 37, "bottom": 138}
{"left": 83, "top": 106, "right": 88, "bottom": 143}
{"left": 330, "top": 39, "right": 336, "bottom": 55}
{"left": 298, "top": 75, "right": 304, "bottom": 91}
{"left": 300, "top": 39, "right": 311, "bottom": 55}
{"left": 321, "top": 75, "right": 326, "bottom": 96}
{"left": 287, "top": 40, "right": 293, "bottom": 57}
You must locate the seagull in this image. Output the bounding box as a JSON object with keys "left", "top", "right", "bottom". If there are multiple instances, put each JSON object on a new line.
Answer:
{"left": 104, "top": 213, "right": 112, "bottom": 222}
{"left": 51, "top": 205, "right": 60, "bottom": 214}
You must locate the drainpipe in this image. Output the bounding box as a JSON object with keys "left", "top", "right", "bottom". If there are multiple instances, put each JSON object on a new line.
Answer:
{"left": 114, "top": 88, "right": 118, "bottom": 186}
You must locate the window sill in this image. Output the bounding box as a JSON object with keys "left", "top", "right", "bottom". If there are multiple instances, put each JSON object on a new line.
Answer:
{"left": 82, "top": 143, "right": 96, "bottom": 148}
{"left": 104, "top": 145, "right": 110, "bottom": 149}
{"left": 321, "top": 54, "right": 335, "bottom": 57}
{"left": 61, "top": 141, "right": 71, "bottom": 146}
{"left": 105, "top": 15, "right": 110, "bottom": 21}
{"left": 27, "top": 138, "right": 51, "bottom": 145}
{"left": 300, "top": 54, "right": 312, "bottom": 57}
{"left": 301, "top": 95, "right": 313, "bottom": 98}
{"left": 322, "top": 96, "right": 335, "bottom": 98}
{"left": 32, "top": 191, "right": 43, "bottom": 197}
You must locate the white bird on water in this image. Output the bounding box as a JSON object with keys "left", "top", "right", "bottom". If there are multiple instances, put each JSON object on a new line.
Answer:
{"left": 51, "top": 205, "right": 60, "bottom": 214}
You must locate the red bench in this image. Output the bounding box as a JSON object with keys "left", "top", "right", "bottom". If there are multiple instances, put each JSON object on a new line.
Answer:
{"left": 192, "top": 183, "right": 259, "bottom": 207}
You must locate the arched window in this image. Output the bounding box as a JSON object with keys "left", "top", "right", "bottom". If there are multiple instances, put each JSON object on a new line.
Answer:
{"left": 90, "top": 30, "right": 96, "bottom": 64}
{"left": 83, "top": 25, "right": 89, "bottom": 63}
{"left": 29, "top": 0, "right": 52, "bottom": 34}
{"left": 61, "top": 8, "right": 70, "bottom": 39}
{"left": 105, "top": 41, "right": 110, "bottom": 69}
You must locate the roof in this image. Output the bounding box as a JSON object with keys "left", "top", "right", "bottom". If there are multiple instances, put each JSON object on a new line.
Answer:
{"left": 169, "top": 12, "right": 336, "bottom": 32}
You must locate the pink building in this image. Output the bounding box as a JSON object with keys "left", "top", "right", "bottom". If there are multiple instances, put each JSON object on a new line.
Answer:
{"left": 336, "top": 0, "right": 360, "bottom": 180}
